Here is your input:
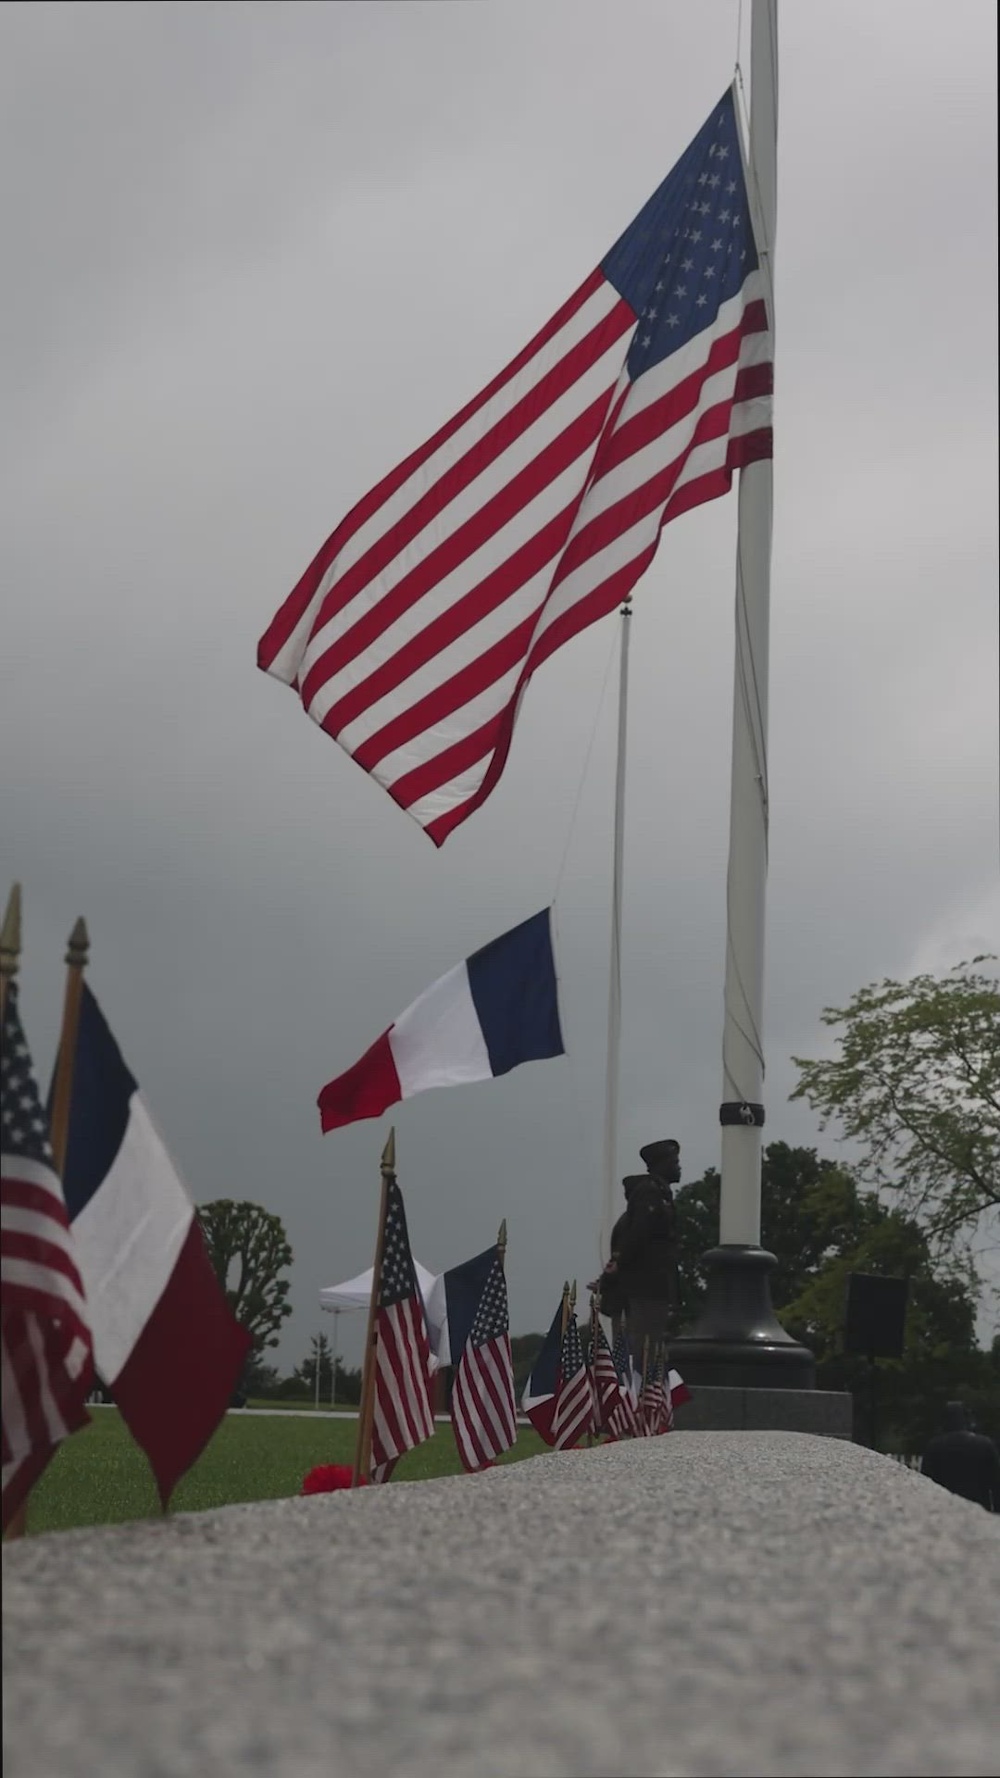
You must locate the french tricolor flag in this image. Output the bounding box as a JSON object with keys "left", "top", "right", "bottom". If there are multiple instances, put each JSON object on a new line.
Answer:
{"left": 318, "top": 908, "right": 564, "bottom": 1132}
{"left": 57, "top": 984, "right": 250, "bottom": 1505}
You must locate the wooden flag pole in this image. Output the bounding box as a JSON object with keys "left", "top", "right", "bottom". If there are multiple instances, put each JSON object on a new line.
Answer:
{"left": 352, "top": 1128, "right": 395, "bottom": 1489}
{"left": 589, "top": 1292, "right": 600, "bottom": 1445}
{"left": 48, "top": 917, "right": 90, "bottom": 1178}
{"left": 0, "top": 882, "right": 21, "bottom": 1026}
{"left": 641, "top": 1335, "right": 650, "bottom": 1437}
{"left": 1, "top": 886, "right": 26, "bottom": 1542}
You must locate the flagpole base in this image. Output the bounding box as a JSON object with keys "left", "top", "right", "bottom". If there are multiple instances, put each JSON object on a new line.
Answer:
{"left": 670, "top": 1245, "right": 815, "bottom": 1390}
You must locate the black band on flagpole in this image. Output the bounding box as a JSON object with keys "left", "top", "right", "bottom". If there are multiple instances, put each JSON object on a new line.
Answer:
{"left": 719, "top": 1101, "right": 765, "bottom": 1128}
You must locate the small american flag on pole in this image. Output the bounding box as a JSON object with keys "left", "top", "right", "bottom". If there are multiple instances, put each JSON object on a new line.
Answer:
{"left": 606, "top": 1324, "right": 640, "bottom": 1440}
{"left": 591, "top": 1316, "right": 625, "bottom": 1433}
{"left": 641, "top": 1347, "right": 671, "bottom": 1437}
{"left": 370, "top": 1175, "right": 435, "bottom": 1481}
{"left": 258, "top": 87, "right": 771, "bottom": 846}
{"left": 1, "top": 984, "right": 93, "bottom": 1532}
{"left": 450, "top": 1246, "right": 517, "bottom": 1472}
{"left": 552, "top": 1310, "right": 594, "bottom": 1451}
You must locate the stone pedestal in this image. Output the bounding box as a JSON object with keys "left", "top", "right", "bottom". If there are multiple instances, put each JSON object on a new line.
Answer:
{"left": 670, "top": 1244, "right": 816, "bottom": 1389}
{"left": 673, "top": 1384, "right": 853, "bottom": 1438}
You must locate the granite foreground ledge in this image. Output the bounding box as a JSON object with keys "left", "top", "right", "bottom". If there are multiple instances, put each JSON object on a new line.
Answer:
{"left": 4, "top": 1431, "right": 998, "bottom": 1778}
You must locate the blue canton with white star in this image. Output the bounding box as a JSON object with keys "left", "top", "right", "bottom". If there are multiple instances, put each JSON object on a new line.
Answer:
{"left": 378, "top": 1176, "right": 421, "bottom": 1309}
{"left": 601, "top": 88, "right": 758, "bottom": 382}
{"left": 467, "top": 1250, "right": 509, "bottom": 1350}
{"left": 1, "top": 983, "right": 55, "bottom": 1164}
{"left": 560, "top": 1313, "right": 585, "bottom": 1382}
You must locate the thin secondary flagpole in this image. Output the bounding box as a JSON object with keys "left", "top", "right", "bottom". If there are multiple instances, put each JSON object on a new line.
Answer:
{"left": 0, "top": 886, "right": 26, "bottom": 1543}
{"left": 718, "top": 0, "right": 778, "bottom": 1247}
{"left": 600, "top": 600, "right": 633, "bottom": 1267}
{"left": 352, "top": 1128, "right": 395, "bottom": 1488}
{"left": 49, "top": 917, "right": 90, "bottom": 1179}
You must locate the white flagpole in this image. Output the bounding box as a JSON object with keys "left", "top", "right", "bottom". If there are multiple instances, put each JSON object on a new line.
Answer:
{"left": 719, "top": 0, "right": 778, "bottom": 1246}
{"left": 600, "top": 600, "right": 632, "bottom": 1266}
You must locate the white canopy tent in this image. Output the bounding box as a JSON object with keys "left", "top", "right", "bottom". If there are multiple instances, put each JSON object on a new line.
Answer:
{"left": 318, "top": 1260, "right": 439, "bottom": 1315}
{"left": 319, "top": 1261, "right": 445, "bottom": 1400}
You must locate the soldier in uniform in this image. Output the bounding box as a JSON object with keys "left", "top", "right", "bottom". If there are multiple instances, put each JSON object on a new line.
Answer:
{"left": 591, "top": 1140, "right": 682, "bottom": 1359}
{"left": 617, "top": 1140, "right": 682, "bottom": 1363}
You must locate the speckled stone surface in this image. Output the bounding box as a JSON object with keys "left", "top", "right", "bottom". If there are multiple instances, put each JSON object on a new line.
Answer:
{"left": 4, "top": 1432, "right": 999, "bottom": 1777}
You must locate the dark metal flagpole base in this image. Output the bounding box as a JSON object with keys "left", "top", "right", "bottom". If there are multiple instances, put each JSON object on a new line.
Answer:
{"left": 670, "top": 1245, "right": 815, "bottom": 1390}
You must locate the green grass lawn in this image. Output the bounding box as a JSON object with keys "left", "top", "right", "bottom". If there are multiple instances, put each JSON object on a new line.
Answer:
{"left": 24, "top": 1411, "right": 551, "bottom": 1536}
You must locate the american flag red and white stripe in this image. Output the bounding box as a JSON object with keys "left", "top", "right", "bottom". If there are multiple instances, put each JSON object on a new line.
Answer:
{"left": 450, "top": 1246, "right": 517, "bottom": 1472}
{"left": 552, "top": 1311, "right": 595, "bottom": 1451}
{"left": 370, "top": 1175, "right": 435, "bottom": 1481}
{"left": 591, "top": 1316, "right": 626, "bottom": 1433}
{"left": 641, "top": 1348, "right": 673, "bottom": 1437}
{"left": 606, "top": 1324, "right": 641, "bottom": 1439}
{"left": 258, "top": 87, "right": 772, "bottom": 846}
{"left": 1, "top": 983, "right": 93, "bottom": 1532}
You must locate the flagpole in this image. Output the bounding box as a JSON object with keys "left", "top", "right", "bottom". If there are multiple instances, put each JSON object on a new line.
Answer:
{"left": 600, "top": 600, "right": 632, "bottom": 1267}
{"left": 587, "top": 1294, "right": 594, "bottom": 1443}
{"left": 0, "top": 883, "right": 21, "bottom": 1028}
{"left": 671, "top": 0, "right": 812, "bottom": 1391}
{"left": 49, "top": 917, "right": 90, "bottom": 1178}
{"left": 352, "top": 1128, "right": 395, "bottom": 1488}
{"left": 0, "top": 886, "right": 28, "bottom": 1543}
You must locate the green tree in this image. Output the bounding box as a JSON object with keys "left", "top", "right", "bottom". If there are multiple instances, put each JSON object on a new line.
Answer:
{"left": 296, "top": 1333, "right": 334, "bottom": 1399}
{"left": 196, "top": 1199, "right": 293, "bottom": 1352}
{"left": 673, "top": 1143, "right": 989, "bottom": 1451}
{"left": 242, "top": 1352, "right": 281, "bottom": 1398}
{"left": 791, "top": 957, "right": 1000, "bottom": 1254}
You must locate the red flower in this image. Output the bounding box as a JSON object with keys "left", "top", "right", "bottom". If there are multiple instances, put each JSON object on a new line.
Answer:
{"left": 301, "top": 1464, "right": 367, "bottom": 1494}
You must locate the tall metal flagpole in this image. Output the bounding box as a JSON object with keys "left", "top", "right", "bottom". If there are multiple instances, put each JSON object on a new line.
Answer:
{"left": 672, "top": 0, "right": 812, "bottom": 1389}
{"left": 718, "top": 0, "right": 777, "bottom": 1246}
{"left": 600, "top": 600, "right": 633, "bottom": 1267}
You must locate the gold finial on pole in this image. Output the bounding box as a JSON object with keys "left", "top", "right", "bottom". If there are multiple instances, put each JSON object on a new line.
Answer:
{"left": 1, "top": 883, "right": 22, "bottom": 978}
{"left": 0, "top": 883, "right": 22, "bottom": 1023}
{"left": 49, "top": 914, "right": 90, "bottom": 1180}
{"left": 66, "top": 916, "right": 89, "bottom": 970}
{"left": 380, "top": 1126, "right": 396, "bottom": 1176}
{"left": 559, "top": 1279, "right": 571, "bottom": 1338}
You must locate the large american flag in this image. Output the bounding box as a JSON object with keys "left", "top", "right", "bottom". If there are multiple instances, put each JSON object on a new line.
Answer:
{"left": 1, "top": 984, "right": 93, "bottom": 1532}
{"left": 552, "top": 1312, "right": 594, "bottom": 1451}
{"left": 258, "top": 87, "right": 772, "bottom": 846}
{"left": 450, "top": 1246, "right": 517, "bottom": 1472}
{"left": 370, "top": 1175, "right": 435, "bottom": 1481}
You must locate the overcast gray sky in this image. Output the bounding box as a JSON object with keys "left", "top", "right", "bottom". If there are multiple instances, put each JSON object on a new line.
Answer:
{"left": 3, "top": 1, "right": 997, "bottom": 1370}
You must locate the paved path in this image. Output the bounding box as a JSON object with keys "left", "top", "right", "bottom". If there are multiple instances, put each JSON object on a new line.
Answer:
{"left": 4, "top": 1432, "right": 998, "bottom": 1777}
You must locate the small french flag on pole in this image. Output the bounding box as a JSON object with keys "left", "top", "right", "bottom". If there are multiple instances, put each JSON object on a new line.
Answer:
{"left": 318, "top": 908, "right": 564, "bottom": 1132}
